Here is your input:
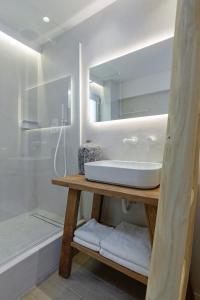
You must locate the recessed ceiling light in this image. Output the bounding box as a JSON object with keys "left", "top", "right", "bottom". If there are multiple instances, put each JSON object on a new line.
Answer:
{"left": 43, "top": 17, "right": 50, "bottom": 23}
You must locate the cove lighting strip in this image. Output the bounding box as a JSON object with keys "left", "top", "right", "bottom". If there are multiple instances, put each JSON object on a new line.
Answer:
{"left": 79, "top": 42, "right": 83, "bottom": 145}
{"left": 91, "top": 114, "right": 168, "bottom": 127}
{"left": 0, "top": 31, "right": 41, "bottom": 56}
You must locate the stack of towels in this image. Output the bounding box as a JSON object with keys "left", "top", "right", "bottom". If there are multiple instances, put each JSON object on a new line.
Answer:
{"left": 73, "top": 219, "right": 114, "bottom": 252}
{"left": 73, "top": 219, "right": 151, "bottom": 276}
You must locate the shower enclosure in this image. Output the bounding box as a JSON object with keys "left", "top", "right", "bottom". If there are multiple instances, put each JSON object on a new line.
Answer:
{"left": 0, "top": 31, "right": 80, "bottom": 297}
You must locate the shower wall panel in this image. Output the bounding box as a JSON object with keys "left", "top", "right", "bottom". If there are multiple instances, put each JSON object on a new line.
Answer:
{"left": 0, "top": 36, "right": 40, "bottom": 221}
{"left": 28, "top": 38, "right": 81, "bottom": 219}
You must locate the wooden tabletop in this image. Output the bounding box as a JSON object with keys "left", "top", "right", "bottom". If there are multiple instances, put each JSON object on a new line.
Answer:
{"left": 52, "top": 175, "right": 159, "bottom": 206}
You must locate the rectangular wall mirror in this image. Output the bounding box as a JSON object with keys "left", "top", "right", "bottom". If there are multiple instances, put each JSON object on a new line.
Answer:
{"left": 22, "top": 75, "right": 72, "bottom": 129}
{"left": 89, "top": 39, "right": 172, "bottom": 122}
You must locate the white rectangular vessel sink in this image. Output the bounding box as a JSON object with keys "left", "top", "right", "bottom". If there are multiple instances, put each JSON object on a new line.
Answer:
{"left": 84, "top": 160, "right": 162, "bottom": 189}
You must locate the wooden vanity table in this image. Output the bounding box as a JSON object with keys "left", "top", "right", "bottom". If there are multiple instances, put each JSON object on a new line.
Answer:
{"left": 52, "top": 174, "right": 159, "bottom": 285}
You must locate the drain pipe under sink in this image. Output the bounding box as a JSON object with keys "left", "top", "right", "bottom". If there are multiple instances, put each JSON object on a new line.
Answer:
{"left": 122, "top": 199, "right": 132, "bottom": 214}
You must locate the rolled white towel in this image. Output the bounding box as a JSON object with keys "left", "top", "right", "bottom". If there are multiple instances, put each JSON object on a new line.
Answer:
{"left": 73, "top": 219, "right": 113, "bottom": 250}
{"left": 100, "top": 222, "right": 151, "bottom": 272}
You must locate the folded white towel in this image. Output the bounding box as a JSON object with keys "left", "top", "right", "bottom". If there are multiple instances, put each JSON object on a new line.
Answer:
{"left": 73, "top": 219, "right": 113, "bottom": 249}
{"left": 73, "top": 236, "right": 100, "bottom": 252}
{"left": 100, "top": 222, "right": 151, "bottom": 272}
{"left": 100, "top": 248, "right": 149, "bottom": 276}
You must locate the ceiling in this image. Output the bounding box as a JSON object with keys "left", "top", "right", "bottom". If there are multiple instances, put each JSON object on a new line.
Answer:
{"left": 0, "top": 0, "right": 117, "bottom": 50}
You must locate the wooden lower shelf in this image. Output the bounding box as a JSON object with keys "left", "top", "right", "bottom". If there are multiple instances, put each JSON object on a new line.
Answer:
{"left": 71, "top": 241, "right": 148, "bottom": 285}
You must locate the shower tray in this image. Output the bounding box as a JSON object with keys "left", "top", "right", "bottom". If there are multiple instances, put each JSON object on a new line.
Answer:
{"left": 0, "top": 210, "right": 63, "bottom": 269}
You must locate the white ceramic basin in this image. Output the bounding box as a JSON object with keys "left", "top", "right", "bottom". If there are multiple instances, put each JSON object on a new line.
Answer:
{"left": 84, "top": 160, "right": 162, "bottom": 189}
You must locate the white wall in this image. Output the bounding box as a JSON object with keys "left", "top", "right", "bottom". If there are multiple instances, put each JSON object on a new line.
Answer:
{"left": 68, "top": 0, "right": 175, "bottom": 223}
{"left": 0, "top": 34, "right": 40, "bottom": 219}
{"left": 79, "top": 0, "right": 175, "bottom": 156}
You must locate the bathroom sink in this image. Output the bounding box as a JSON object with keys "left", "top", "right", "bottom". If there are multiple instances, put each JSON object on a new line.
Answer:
{"left": 84, "top": 160, "right": 162, "bottom": 189}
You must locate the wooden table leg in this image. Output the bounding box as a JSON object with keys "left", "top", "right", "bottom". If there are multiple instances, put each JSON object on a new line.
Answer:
{"left": 91, "top": 194, "right": 104, "bottom": 222}
{"left": 59, "top": 188, "right": 81, "bottom": 278}
{"left": 145, "top": 205, "right": 157, "bottom": 245}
